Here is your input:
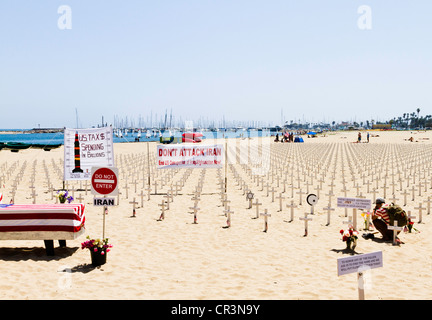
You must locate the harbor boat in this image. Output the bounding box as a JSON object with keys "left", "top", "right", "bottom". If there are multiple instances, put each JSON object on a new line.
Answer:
{"left": 30, "top": 143, "right": 62, "bottom": 151}
{"left": 182, "top": 132, "right": 203, "bottom": 143}
{"left": 0, "top": 142, "right": 31, "bottom": 152}
{"left": 0, "top": 142, "right": 62, "bottom": 152}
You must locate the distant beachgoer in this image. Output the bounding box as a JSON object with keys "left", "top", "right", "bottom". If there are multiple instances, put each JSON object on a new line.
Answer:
{"left": 367, "top": 132, "right": 370, "bottom": 143}
{"left": 358, "top": 132, "right": 361, "bottom": 143}
{"left": 274, "top": 133, "right": 279, "bottom": 142}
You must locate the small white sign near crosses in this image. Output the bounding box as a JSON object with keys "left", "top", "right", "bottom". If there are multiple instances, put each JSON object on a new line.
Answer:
{"left": 337, "top": 197, "right": 371, "bottom": 210}
{"left": 337, "top": 251, "right": 383, "bottom": 300}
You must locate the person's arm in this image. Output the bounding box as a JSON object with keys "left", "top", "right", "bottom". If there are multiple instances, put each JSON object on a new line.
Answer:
{"left": 371, "top": 206, "right": 379, "bottom": 220}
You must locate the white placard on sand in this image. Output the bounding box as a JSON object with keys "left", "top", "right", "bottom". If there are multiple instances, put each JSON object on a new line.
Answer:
{"left": 337, "top": 251, "right": 383, "bottom": 276}
{"left": 337, "top": 197, "right": 372, "bottom": 210}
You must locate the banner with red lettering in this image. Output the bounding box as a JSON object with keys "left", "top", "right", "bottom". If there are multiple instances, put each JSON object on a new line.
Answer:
{"left": 157, "top": 144, "right": 223, "bottom": 169}
{"left": 64, "top": 127, "right": 114, "bottom": 180}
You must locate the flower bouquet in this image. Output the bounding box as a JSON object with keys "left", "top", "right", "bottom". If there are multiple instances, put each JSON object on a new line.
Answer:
{"left": 56, "top": 190, "right": 74, "bottom": 204}
{"left": 81, "top": 236, "right": 113, "bottom": 266}
{"left": 406, "top": 220, "right": 420, "bottom": 234}
{"left": 360, "top": 211, "right": 373, "bottom": 230}
{"left": 340, "top": 225, "right": 359, "bottom": 250}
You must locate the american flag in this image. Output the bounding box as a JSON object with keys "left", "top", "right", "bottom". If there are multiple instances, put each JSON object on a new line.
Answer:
{"left": 0, "top": 204, "right": 85, "bottom": 233}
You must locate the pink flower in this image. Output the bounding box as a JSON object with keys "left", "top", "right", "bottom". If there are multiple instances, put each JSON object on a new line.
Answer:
{"left": 93, "top": 248, "right": 98, "bottom": 252}
{"left": 101, "top": 251, "right": 105, "bottom": 255}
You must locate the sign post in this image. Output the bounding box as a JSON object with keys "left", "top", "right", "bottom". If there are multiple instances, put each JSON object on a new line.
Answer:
{"left": 337, "top": 251, "right": 383, "bottom": 300}
{"left": 91, "top": 167, "right": 119, "bottom": 239}
{"left": 337, "top": 197, "right": 372, "bottom": 230}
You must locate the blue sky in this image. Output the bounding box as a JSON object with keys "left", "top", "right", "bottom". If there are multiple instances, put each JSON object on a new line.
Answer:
{"left": 1, "top": 1, "right": 431, "bottom": 129}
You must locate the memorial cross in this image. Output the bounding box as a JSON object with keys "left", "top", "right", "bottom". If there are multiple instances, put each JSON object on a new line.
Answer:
{"left": 286, "top": 200, "right": 297, "bottom": 222}
{"left": 252, "top": 198, "right": 262, "bottom": 219}
{"left": 387, "top": 221, "right": 403, "bottom": 245}
{"left": 276, "top": 193, "right": 285, "bottom": 212}
{"left": 260, "top": 209, "right": 271, "bottom": 232}
{"left": 157, "top": 201, "right": 167, "bottom": 221}
{"left": 414, "top": 203, "right": 424, "bottom": 223}
{"left": 189, "top": 205, "right": 200, "bottom": 224}
{"left": 299, "top": 212, "right": 312, "bottom": 236}
{"left": 129, "top": 197, "right": 138, "bottom": 217}
{"left": 323, "top": 205, "right": 335, "bottom": 226}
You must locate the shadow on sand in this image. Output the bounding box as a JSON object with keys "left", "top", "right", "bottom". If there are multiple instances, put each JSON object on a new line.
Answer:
{"left": 0, "top": 246, "right": 79, "bottom": 261}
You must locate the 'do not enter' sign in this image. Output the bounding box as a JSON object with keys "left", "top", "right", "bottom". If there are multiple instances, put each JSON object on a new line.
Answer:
{"left": 91, "top": 167, "right": 119, "bottom": 196}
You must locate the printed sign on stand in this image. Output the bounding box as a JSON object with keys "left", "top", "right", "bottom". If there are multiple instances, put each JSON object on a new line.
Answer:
{"left": 64, "top": 127, "right": 114, "bottom": 181}
{"left": 157, "top": 144, "right": 223, "bottom": 169}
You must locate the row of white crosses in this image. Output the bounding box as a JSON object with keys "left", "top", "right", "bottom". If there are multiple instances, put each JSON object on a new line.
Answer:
{"left": 225, "top": 139, "right": 432, "bottom": 237}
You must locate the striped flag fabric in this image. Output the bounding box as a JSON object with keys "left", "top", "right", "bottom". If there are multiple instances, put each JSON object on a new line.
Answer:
{"left": 0, "top": 204, "right": 85, "bottom": 233}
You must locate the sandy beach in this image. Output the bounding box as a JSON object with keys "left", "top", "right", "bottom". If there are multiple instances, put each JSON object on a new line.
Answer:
{"left": 0, "top": 130, "right": 431, "bottom": 300}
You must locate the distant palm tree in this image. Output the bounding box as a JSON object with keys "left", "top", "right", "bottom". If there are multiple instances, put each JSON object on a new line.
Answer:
{"left": 417, "top": 108, "right": 420, "bottom": 117}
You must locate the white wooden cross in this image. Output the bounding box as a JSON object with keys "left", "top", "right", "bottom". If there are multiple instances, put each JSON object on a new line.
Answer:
{"left": 163, "top": 194, "right": 170, "bottom": 210}
{"left": 414, "top": 203, "right": 424, "bottom": 223}
{"left": 260, "top": 209, "right": 271, "bottom": 233}
{"left": 299, "top": 212, "right": 312, "bottom": 236}
{"left": 224, "top": 207, "right": 233, "bottom": 228}
{"left": 286, "top": 200, "right": 297, "bottom": 222}
{"left": 406, "top": 210, "right": 416, "bottom": 222}
{"left": 425, "top": 196, "right": 432, "bottom": 215}
{"left": 400, "top": 190, "right": 410, "bottom": 206}
{"left": 189, "top": 205, "right": 200, "bottom": 224}
{"left": 157, "top": 201, "right": 167, "bottom": 221}
{"left": 84, "top": 180, "right": 89, "bottom": 195}
{"left": 146, "top": 185, "right": 151, "bottom": 200}
{"left": 387, "top": 221, "right": 403, "bottom": 245}
{"left": 129, "top": 197, "right": 138, "bottom": 217}
{"left": 221, "top": 197, "right": 231, "bottom": 211}
{"left": 325, "top": 191, "right": 334, "bottom": 207}
{"left": 123, "top": 182, "right": 129, "bottom": 199}
{"left": 276, "top": 193, "right": 285, "bottom": 212}
{"left": 411, "top": 185, "right": 417, "bottom": 201}
{"left": 388, "top": 194, "right": 399, "bottom": 204}
{"left": 31, "top": 189, "right": 38, "bottom": 204}
{"left": 138, "top": 190, "right": 145, "bottom": 207}
{"left": 76, "top": 193, "right": 84, "bottom": 203}
{"left": 323, "top": 205, "right": 335, "bottom": 226}
{"left": 269, "top": 187, "right": 277, "bottom": 202}
{"left": 252, "top": 198, "right": 262, "bottom": 219}
{"left": 296, "top": 189, "right": 305, "bottom": 205}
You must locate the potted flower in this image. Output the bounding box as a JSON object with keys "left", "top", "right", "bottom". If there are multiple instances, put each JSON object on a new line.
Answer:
{"left": 56, "top": 190, "right": 74, "bottom": 204}
{"left": 340, "top": 225, "right": 359, "bottom": 250}
{"left": 81, "top": 236, "right": 113, "bottom": 266}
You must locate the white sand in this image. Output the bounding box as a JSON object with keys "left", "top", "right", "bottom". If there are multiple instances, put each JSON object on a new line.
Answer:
{"left": 0, "top": 130, "right": 431, "bottom": 300}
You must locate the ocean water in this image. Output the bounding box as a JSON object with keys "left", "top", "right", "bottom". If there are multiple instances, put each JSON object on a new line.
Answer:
{"left": 0, "top": 129, "right": 273, "bottom": 145}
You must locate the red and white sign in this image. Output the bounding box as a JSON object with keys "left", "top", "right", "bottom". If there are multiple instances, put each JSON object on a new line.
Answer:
{"left": 91, "top": 167, "right": 119, "bottom": 196}
{"left": 157, "top": 144, "right": 223, "bottom": 169}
